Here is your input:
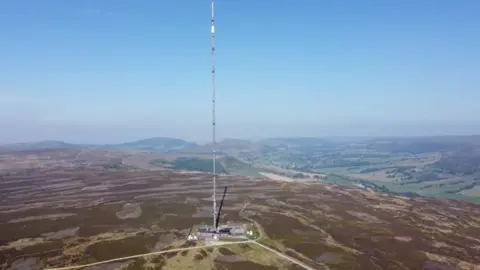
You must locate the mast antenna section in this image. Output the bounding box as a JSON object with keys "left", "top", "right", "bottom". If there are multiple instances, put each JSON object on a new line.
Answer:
{"left": 211, "top": 0, "right": 217, "bottom": 231}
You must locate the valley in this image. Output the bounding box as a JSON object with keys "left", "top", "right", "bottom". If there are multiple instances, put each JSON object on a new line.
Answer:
{"left": 3, "top": 136, "right": 480, "bottom": 204}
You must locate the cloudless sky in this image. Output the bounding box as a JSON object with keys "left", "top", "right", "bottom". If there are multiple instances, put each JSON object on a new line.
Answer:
{"left": 1, "top": 0, "right": 479, "bottom": 143}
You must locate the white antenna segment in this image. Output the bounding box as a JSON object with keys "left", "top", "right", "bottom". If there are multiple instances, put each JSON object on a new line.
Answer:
{"left": 211, "top": 0, "right": 217, "bottom": 230}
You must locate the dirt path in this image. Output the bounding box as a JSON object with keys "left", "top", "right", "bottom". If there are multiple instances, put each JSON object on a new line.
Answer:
{"left": 253, "top": 241, "right": 318, "bottom": 270}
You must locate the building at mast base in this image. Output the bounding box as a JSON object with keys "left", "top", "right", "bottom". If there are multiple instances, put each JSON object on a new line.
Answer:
{"left": 187, "top": 222, "right": 252, "bottom": 242}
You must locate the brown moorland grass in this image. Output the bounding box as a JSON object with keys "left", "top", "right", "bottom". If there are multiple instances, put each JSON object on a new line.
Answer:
{"left": 0, "top": 149, "right": 479, "bottom": 269}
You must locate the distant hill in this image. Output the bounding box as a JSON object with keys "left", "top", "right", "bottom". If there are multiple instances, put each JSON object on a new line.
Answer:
{"left": 0, "top": 137, "right": 337, "bottom": 155}
{"left": 0, "top": 137, "right": 264, "bottom": 155}
{"left": 178, "top": 138, "right": 262, "bottom": 154}
{"left": 0, "top": 140, "right": 80, "bottom": 152}
{"left": 98, "top": 137, "right": 198, "bottom": 153}
{"left": 0, "top": 137, "right": 198, "bottom": 154}
{"left": 365, "top": 136, "right": 480, "bottom": 154}
{"left": 4, "top": 135, "right": 480, "bottom": 157}
{"left": 260, "top": 137, "right": 328, "bottom": 146}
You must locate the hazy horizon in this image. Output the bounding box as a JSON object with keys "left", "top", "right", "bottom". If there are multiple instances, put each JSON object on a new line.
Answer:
{"left": 1, "top": 1, "right": 479, "bottom": 144}
{"left": 2, "top": 121, "right": 480, "bottom": 145}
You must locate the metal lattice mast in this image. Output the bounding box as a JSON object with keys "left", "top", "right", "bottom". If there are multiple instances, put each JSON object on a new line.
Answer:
{"left": 210, "top": 0, "right": 217, "bottom": 230}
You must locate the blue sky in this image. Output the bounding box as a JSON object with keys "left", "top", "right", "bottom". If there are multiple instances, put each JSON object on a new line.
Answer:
{"left": 1, "top": 0, "right": 479, "bottom": 143}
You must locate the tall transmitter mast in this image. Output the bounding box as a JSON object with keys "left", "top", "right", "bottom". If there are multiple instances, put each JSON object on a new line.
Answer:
{"left": 210, "top": 0, "right": 217, "bottom": 230}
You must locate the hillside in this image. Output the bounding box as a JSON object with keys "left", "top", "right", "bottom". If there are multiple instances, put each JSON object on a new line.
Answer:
{"left": 2, "top": 135, "right": 480, "bottom": 203}
{"left": 178, "top": 139, "right": 262, "bottom": 155}
{"left": 0, "top": 140, "right": 79, "bottom": 152}
{"left": 99, "top": 137, "right": 198, "bottom": 153}
{"left": 0, "top": 150, "right": 479, "bottom": 269}
{"left": 0, "top": 137, "right": 198, "bottom": 154}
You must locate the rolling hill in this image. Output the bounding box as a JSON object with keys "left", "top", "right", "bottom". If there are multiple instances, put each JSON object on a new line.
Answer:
{"left": 0, "top": 140, "right": 80, "bottom": 152}
{"left": 177, "top": 138, "right": 262, "bottom": 155}
{"left": 0, "top": 137, "right": 198, "bottom": 154}
{"left": 98, "top": 137, "right": 198, "bottom": 153}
